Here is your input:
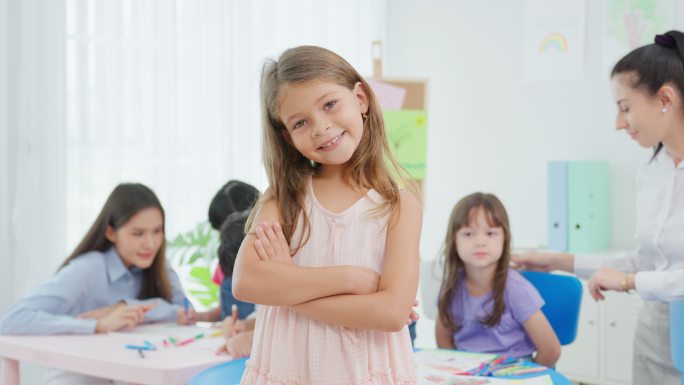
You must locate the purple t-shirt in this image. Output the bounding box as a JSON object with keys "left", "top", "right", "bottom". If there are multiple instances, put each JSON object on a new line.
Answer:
{"left": 449, "top": 269, "right": 544, "bottom": 358}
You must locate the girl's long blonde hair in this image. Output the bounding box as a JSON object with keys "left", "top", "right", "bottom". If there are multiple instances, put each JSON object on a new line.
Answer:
{"left": 437, "top": 193, "right": 512, "bottom": 334}
{"left": 251, "top": 45, "right": 410, "bottom": 252}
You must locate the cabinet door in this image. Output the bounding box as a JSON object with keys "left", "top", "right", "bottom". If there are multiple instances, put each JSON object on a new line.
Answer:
{"left": 603, "top": 292, "right": 642, "bottom": 383}
{"left": 567, "top": 161, "right": 611, "bottom": 253}
{"left": 556, "top": 280, "right": 599, "bottom": 380}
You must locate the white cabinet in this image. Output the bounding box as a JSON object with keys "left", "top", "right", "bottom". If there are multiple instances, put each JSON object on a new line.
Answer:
{"left": 556, "top": 280, "right": 643, "bottom": 385}
{"left": 556, "top": 285, "right": 599, "bottom": 380}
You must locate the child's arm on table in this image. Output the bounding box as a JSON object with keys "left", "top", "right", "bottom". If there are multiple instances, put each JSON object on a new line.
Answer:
{"left": 232, "top": 198, "right": 379, "bottom": 306}
{"left": 285, "top": 191, "right": 422, "bottom": 332}
{"left": 524, "top": 310, "right": 561, "bottom": 367}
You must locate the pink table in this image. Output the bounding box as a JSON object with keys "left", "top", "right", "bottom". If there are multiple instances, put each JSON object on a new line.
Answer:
{"left": 0, "top": 332, "right": 230, "bottom": 385}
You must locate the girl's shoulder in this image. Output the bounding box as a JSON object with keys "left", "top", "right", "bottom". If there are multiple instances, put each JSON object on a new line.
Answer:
{"left": 393, "top": 189, "right": 422, "bottom": 217}
{"left": 506, "top": 269, "right": 537, "bottom": 294}
{"left": 504, "top": 269, "right": 544, "bottom": 306}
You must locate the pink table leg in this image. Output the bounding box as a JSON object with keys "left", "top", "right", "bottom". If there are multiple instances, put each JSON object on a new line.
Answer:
{"left": 0, "top": 357, "right": 19, "bottom": 385}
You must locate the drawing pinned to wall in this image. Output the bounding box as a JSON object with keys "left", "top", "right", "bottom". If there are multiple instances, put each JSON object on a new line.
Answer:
{"left": 537, "top": 32, "right": 568, "bottom": 54}
{"left": 602, "top": 0, "right": 673, "bottom": 76}
{"left": 523, "top": 0, "right": 586, "bottom": 82}
{"left": 384, "top": 110, "right": 427, "bottom": 180}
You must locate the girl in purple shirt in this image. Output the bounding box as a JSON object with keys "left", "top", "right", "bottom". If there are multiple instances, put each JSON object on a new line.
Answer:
{"left": 435, "top": 193, "right": 561, "bottom": 367}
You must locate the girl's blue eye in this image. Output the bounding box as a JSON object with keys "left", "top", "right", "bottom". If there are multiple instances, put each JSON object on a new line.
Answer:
{"left": 324, "top": 100, "right": 337, "bottom": 109}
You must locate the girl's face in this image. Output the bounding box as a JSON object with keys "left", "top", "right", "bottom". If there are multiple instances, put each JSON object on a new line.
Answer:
{"left": 454, "top": 207, "right": 504, "bottom": 271}
{"left": 611, "top": 73, "right": 673, "bottom": 148}
{"left": 106, "top": 207, "right": 164, "bottom": 269}
{"left": 278, "top": 80, "right": 369, "bottom": 168}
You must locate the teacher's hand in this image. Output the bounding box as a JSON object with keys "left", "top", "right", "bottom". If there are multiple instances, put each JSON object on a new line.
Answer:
{"left": 587, "top": 267, "right": 634, "bottom": 301}
{"left": 511, "top": 251, "right": 574, "bottom": 272}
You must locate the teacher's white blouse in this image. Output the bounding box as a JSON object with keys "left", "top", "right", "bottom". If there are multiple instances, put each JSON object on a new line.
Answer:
{"left": 575, "top": 149, "right": 684, "bottom": 302}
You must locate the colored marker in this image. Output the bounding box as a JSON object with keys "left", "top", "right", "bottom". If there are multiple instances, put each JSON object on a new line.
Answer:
{"left": 125, "top": 344, "right": 154, "bottom": 351}
{"left": 183, "top": 297, "right": 190, "bottom": 317}
{"left": 177, "top": 333, "right": 206, "bottom": 346}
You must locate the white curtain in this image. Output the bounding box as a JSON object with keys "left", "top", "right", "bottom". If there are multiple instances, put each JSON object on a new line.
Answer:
{"left": 1, "top": 0, "right": 10, "bottom": 312}
{"left": 1, "top": 0, "right": 68, "bottom": 310}
{"left": 1, "top": 0, "right": 386, "bottom": 310}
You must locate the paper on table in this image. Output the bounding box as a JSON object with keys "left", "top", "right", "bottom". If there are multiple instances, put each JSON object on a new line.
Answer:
{"left": 414, "top": 349, "right": 496, "bottom": 374}
{"left": 419, "top": 372, "right": 553, "bottom": 385}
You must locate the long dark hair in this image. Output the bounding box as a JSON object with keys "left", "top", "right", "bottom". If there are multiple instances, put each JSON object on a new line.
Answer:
{"left": 438, "top": 193, "right": 512, "bottom": 334}
{"left": 611, "top": 30, "right": 684, "bottom": 160}
{"left": 59, "top": 183, "right": 172, "bottom": 301}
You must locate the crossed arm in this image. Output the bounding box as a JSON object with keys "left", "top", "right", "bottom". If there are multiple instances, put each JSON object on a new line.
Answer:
{"left": 232, "top": 191, "right": 422, "bottom": 332}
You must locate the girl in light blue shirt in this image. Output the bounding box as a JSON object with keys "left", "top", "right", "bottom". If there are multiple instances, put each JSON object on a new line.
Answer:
{"left": 0, "top": 183, "right": 190, "bottom": 384}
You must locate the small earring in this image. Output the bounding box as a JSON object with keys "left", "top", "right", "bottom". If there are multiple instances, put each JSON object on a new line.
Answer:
{"left": 662, "top": 107, "right": 668, "bottom": 113}
{"left": 362, "top": 113, "right": 368, "bottom": 121}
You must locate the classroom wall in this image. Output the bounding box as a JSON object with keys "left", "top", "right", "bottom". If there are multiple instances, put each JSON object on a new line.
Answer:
{"left": 385, "top": 0, "right": 684, "bottom": 348}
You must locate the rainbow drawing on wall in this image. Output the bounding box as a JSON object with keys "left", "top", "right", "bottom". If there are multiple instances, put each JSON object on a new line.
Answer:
{"left": 538, "top": 32, "right": 568, "bottom": 54}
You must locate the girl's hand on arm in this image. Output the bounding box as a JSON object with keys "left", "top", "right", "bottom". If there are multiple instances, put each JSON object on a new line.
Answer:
{"left": 290, "top": 190, "right": 423, "bottom": 331}
{"left": 254, "top": 222, "right": 292, "bottom": 264}
{"left": 406, "top": 299, "right": 420, "bottom": 325}
{"left": 254, "top": 222, "right": 381, "bottom": 296}
{"left": 435, "top": 312, "right": 455, "bottom": 349}
{"left": 523, "top": 310, "right": 561, "bottom": 368}
{"left": 511, "top": 252, "right": 574, "bottom": 273}
{"left": 232, "top": 198, "right": 383, "bottom": 305}
{"left": 94, "top": 304, "right": 153, "bottom": 333}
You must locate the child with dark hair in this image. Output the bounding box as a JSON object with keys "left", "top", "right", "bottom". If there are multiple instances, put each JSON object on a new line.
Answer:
{"left": 208, "top": 180, "right": 260, "bottom": 230}
{"left": 437, "top": 193, "right": 560, "bottom": 367}
{"left": 192, "top": 181, "right": 259, "bottom": 357}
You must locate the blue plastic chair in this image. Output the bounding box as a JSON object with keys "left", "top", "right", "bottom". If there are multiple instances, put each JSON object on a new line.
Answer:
{"left": 671, "top": 300, "right": 684, "bottom": 384}
{"left": 189, "top": 357, "right": 248, "bottom": 385}
{"left": 521, "top": 271, "right": 582, "bottom": 345}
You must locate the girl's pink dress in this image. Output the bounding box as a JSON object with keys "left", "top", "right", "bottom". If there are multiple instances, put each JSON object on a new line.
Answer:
{"left": 240, "top": 179, "right": 416, "bottom": 385}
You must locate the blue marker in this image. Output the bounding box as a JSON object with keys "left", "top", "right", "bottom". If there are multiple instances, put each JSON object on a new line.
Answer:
{"left": 125, "top": 344, "right": 154, "bottom": 351}
{"left": 183, "top": 297, "right": 190, "bottom": 317}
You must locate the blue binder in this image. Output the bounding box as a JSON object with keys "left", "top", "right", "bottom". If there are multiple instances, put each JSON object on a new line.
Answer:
{"left": 548, "top": 162, "right": 568, "bottom": 251}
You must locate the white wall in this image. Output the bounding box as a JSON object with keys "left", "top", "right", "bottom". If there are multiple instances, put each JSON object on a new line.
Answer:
{"left": 385, "top": 0, "right": 684, "bottom": 348}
